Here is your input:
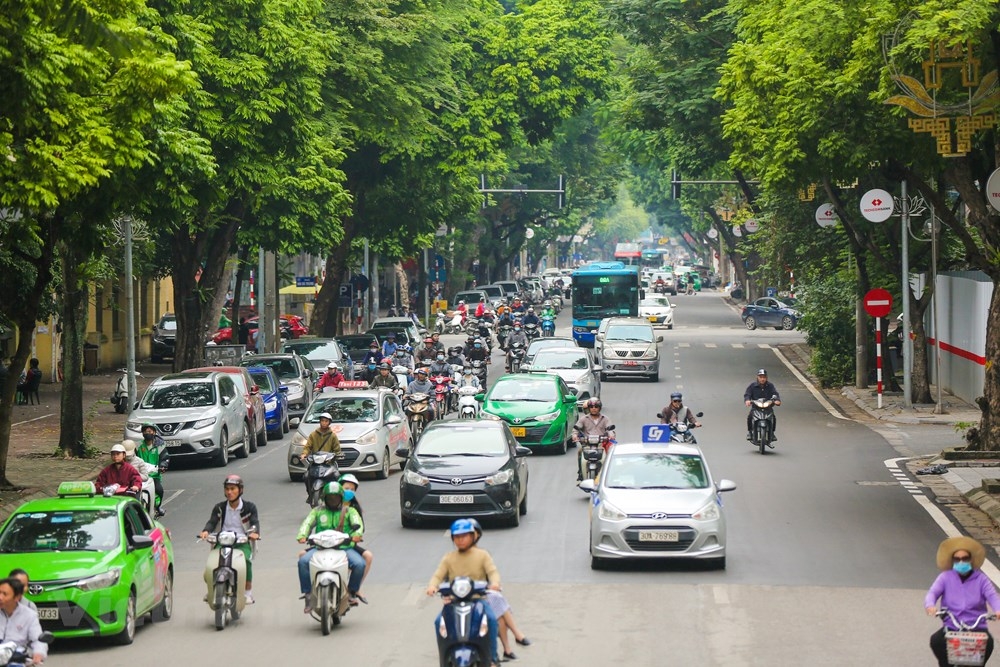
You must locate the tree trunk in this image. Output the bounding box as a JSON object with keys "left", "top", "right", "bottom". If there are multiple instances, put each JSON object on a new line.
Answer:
{"left": 230, "top": 245, "right": 250, "bottom": 332}
{"left": 58, "top": 243, "right": 87, "bottom": 457}
{"left": 967, "top": 284, "right": 1000, "bottom": 450}
{"left": 311, "top": 221, "right": 356, "bottom": 338}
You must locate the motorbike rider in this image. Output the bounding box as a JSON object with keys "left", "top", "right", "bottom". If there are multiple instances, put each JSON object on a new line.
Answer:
{"left": 456, "top": 364, "right": 481, "bottom": 390}
{"left": 381, "top": 332, "right": 399, "bottom": 358}
{"left": 316, "top": 362, "right": 346, "bottom": 390}
{"left": 8, "top": 569, "right": 36, "bottom": 613}
{"left": 369, "top": 362, "right": 399, "bottom": 391}
{"left": 660, "top": 392, "right": 701, "bottom": 429}
{"left": 297, "top": 482, "right": 366, "bottom": 612}
{"left": 138, "top": 422, "right": 169, "bottom": 518}
{"left": 744, "top": 368, "right": 781, "bottom": 441}
{"left": 495, "top": 305, "right": 514, "bottom": 330}
{"left": 431, "top": 331, "right": 446, "bottom": 353}
{"left": 394, "top": 346, "right": 415, "bottom": 374}
{"left": 466, "top": 338, "right": 490, "bottom": 365}
{"left": 121, "top": 440, "right": 157, "bottom": 507}
{"left": 362, "top": 341, "right": 383, "bottom": 367}
{"left": 95, "top": 443, "right": 143, "bottom": 496}
{"left": 339, "top": 474, "right": 372, "bottom": 603}
{"left": 426, "top": 519, "right": 502, "bottom": 667}
{"left": 406, "top": 368, "right": 437, "bottom": 420}
{"left": 505, "top": 323, "right": 529, "bottom": 370}
{"left": 0, "top": 576, "right": 46, "bottom": 666}
{"left": 540, "top": 300, "right": 556, "bottom": 318}
{"left": 300, "top": 412, "right": 342, "bottom": 497}
{"left": 416, "top": 337, "right": 439, "bottom": 364}
{"left": 474, "top": 301, "right": 486, "bottom": 319}
{"left": 572, "top": 398, "right": 615, "bottom": 482}
{"left": 446, "top": 346, "right": 466, "bottom": 367}
{"left": 428, "top": 352, "right": 454, "bottom": 378}
{"left": 511, "top": 298, "right": 526, "bottom": 315}
{"left": 521, "top": 307, "right": 540, "bottom": 327}
{"left": 199, "top": 475, "right": 260, "bottom": 605}
{"left": 455, "top": 300, "right": 468, "bottom": 324}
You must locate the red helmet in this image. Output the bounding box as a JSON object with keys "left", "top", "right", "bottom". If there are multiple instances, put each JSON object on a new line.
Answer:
{"left": 424, "top": 337, "right": 435, "bottom": 345}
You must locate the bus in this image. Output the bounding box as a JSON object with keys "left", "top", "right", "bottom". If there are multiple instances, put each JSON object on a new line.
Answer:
{"left": 570, "top": 262, "right": 642, "bottom": 346}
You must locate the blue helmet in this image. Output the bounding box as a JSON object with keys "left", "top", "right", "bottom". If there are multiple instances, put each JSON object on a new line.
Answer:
{"left": 450, "top": 518, "right": 483, "bottom": 541}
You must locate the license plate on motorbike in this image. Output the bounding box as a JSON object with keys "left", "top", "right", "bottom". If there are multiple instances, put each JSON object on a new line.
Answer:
{"left": 638, "top": 530, "right": 679, "bottom": 542}
{"left": 440, "top": 495, "right": 473, "bottom": 504}
{"left": 37, "top": 608, "right": 59, "bottom": 620}
{"left": 510, "top": 427, "right": 526, "bottom": 437}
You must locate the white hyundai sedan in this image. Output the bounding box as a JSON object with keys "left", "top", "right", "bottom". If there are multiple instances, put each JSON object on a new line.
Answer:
{"left": 580, "top": 441, "right": 736, "bottom": 570}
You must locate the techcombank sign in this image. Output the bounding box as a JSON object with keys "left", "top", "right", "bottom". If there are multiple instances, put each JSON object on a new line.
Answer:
{"left": 859, "top": 188, "right": 894, "bottom": 223}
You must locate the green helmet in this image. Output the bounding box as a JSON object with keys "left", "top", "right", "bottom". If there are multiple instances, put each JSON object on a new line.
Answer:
{"left": 322, "top": 481, "right": 344, "bottom": 500}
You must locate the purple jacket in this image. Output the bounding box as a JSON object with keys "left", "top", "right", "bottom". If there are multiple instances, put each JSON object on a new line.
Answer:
{"left": 925, "top": 569, "right": 1000, "bottom": 630}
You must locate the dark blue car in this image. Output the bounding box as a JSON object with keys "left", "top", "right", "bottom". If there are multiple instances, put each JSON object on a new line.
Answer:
{"left": 740, "top": 297, "right": 801, "bottom": 331}
{"left": 246, "top": 366, "right": 289, "bottom": 439}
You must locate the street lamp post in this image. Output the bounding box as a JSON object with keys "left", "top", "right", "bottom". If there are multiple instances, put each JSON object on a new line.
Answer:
{"left": 113, "top": 215, "right": 149, "bottom": 409}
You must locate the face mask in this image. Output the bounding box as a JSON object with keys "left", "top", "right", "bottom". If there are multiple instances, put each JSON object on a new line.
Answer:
{"left": 474, "top": 344, "right": 481, "bottom": 349}
{"left": 143, "top": 432, "right": 155, "bottom": 440}
{"left": 437, "top": 355, "right": 444, "bottom": 361}
{"left": 343, "top": 490, "right": 356, "bottom": 502}
{"left": 954, "top": 561, "right": 973, "bottom": 575}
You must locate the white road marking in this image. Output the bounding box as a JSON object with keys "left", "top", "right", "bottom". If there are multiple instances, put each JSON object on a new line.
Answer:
{"left": 771, "top": 347, "right": 849, "bottom": 421}
{"left": 237, "top": 440, "right": 291, "bottom": 469}
{"left": 732, "top": 343, "right": 744, "bottom": 349}
{"left": 677, "top": 343, "right": 690, "bottom": 348}
{"left": 161, "top": 490, "right": 184, "bottom": 506}
{"left": 12, "top": 413, "right": 56, "bottom": 427}
{"left": 705, "top": 343, "right": 717, "bottom": 348}
{"left": 757, "top": 344, "right": 772, "bottom": 349}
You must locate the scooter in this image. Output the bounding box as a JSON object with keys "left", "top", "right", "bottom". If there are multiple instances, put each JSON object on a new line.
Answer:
{"left": 305, "top": 530, "right": 353, "bottom": 635}
{"left": 470, "top": 359, "right": 488, "bottom": 386}
{"left": 0, "top": 632, "right": 53, "bottom": 667}
{"left": 404, "top": 392, "right": 432, "bottom": 442}
{"left": 447, "top": 312, "right": 465, "bottom": 335}
{"left": 655, "top": 411, "right": 704, "bottom": 444}
{"left": 507, "top": 342, "right": 526, "bottom": 373}
{"left": 456, "top": 385, "right": 480, "bottom": 419}
{"left": 430, "top": 374, "right": 453, "bottom": 417}
{"left": 201, "top": 529, "right": 254, "bottom": 630}
{"left": 749, "top": 397, "right": 778, "bottom": 454}
{"left": 934, "top": 608, "right": 995, "bottom": 666}
{"left": 304, "top": 452, "right": 342, "bottom": 507}
{"left": 434, "top": 577, "right": 492, "bottom": 667}
{"left": 541, "top": 315, "right": 555, "bottom": 337}
{"left": 101, "top": 481, "right": 155, "bottom": 516}
{"left": 393, "top": 364, "right": 412, "bottom": 389}
{"left": 112, "top": 368, "right": 139, "bottom": 414}
{"left": 435, "top": 310, "right": 447, "bottom": 334}
{"left": 496, "top": 324, "right": 513, "bottom": 349}
{"left": 523, "top": 322, "right": 540, "bottom": 341}
{"left": 577, "top": 433, "right": 612, "bottom": 488}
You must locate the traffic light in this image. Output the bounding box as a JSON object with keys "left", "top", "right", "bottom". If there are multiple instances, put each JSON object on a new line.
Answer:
{"left": 670, "top": 169, "right": 681, "bottom": 200}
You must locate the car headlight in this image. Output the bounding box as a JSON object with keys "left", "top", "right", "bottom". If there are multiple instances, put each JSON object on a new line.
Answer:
{"left": 535, "top": 410, "right": 561, "bottom": 422}
{"left": 480, "top": 411, "right": 502, "bottom": 421}
{"left": 125, "top": 421, "right": 142, "bottom": 432}
{"left": 76, "top": 568, "right": 121, "bottom": 591}
{"left": 642, "top": 347, "right": 657, "bottom": 359}
{"left": 602, "top": 349, "right": 616, "bottom": 359}
{"left": 291, "top": 432, "right": 307, "bottom": 449}
{"left": 692, "top": 499, "right": 721, "bottom": 521}
{"left": 264, "top": 398, "right": 278, "bottom": 410}
{"left": 193, "top": 416, "right": 217, "bottom": 429}
{"left": 485, "top": 469, "right": 514, "bottom": 486}
{"left": 153, "top": 336, "right": 164, "bottom": 344}
{"left": 403, "top": 469, "right": 429, "bottom": 486}
{"left": 598, "top": 499, "right": 627, "bottom": 521}
{"left": 356, "top": 430, "right": 377, "bottom": 446}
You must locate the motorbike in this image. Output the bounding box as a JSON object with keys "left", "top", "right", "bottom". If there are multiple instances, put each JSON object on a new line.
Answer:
{"left": 447, "top": 311, "right": 465, "bottom": 335}
{"left": 404, "top": 392, "right": 432, "bottom": 442}
{"left": 507, "top": 342, "right": 526, "bottom": 373}
{"left": 496, "top": 324, "right": 513, "bottom": 349}
{"left": 435, "top": 310, "right": 447, "bottom": 334}
{"left": 305, "top": 530, "right": 354, "bottom": 635}
{"left": 0, "top": 632, "right": 53, "bottom": 667}
{"left": 430, "top": 374, "right": 454, "bottom": 416}
{"left": 749, "top": 397, "right": 778, "bottom": 454}
{"left": 541, "top": 315, "right": 555, "bottom": 337}
{"left": 102, "top": 481, "right": 155, "bottom": 517}
{"left": 112, "top": 368, "right": 140, "bottom": 414}
{"left": 523, "top": 323, "right": 540, "bottom": 341}
{"left": 434, "top": 577, "right": 492, "bottom": 667}
{"left": 305, "top": 452, "right": 342, "bottom": 507}
{"left": 577, "top": 428, "right": 614, "bottom": 489}
{"left": 456, "top": 385, "right": 481, "bottom": 419}
{"left": 201, "top": 529, "right": 254, "bottom": 630}
{"left": 934, "top": 608, "right": 996, "bottom": 667}
{"left": 655, "top": 411, "right": 704, "bottom": 444}
{"left": 393, "top": 364, "right": 412, "bottom": 389}
{"left": 470, "top": 359, "right": 488, "bottom": 386}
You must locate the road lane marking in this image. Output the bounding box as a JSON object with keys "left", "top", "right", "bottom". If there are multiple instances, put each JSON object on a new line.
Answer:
{"left": 401, "top": 584, "right": 425, "bottom": 607}
{"left": 771, "top": 347, "right": 849, "bottom": 421}
{"left": 705, "top": 343, "right": 717, "bottom": 348}
{"left": 161, "top": 490, "right": 184, "bottom": 506}
{"left": 757, "top": 344, "right": 772, "bottom": 349}
{"left": 732, "top": 343, "right": 744, "bottom": 349}
{"left": 677, "top": 343, "right": 690, "bottom": 348}
{"left": 237, "top": 440, "right": 292, "bottom": 469}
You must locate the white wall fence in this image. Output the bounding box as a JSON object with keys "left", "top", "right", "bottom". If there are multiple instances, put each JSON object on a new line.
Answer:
{"left": 924, "top": 270, "right": 991, "bottom": 405}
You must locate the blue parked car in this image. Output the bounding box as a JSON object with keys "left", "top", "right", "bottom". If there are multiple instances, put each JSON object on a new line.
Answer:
{"left": 246, "top": 365, "right": 290, "bottom": 439}
{"left": 740, "top": 297, "right": 801, "bottom": 331}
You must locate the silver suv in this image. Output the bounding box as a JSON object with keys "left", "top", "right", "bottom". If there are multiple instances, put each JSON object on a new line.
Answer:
{"left": 595, "top": 317, "right": 663, "bottom": 382}
{"left": 125, "top": 371, "right": 252, "bottom": 467}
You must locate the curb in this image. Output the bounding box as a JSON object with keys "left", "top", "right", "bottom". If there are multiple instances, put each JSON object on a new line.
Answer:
{"left": 966, "top": 489, "right": 1000, "bottom": 529}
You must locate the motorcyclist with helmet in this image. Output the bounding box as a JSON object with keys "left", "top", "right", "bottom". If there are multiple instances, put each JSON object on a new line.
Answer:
{"left": 300, "top": 412, "right": 342, "bottom": 497}
{"left": 462, "top": 334, "right": 477, "bottom": 357}
{"left": 405, "top": 368, "right": 436, "bottom": 421}
{"left": 495, "top": 306, "right": 515, "bottom": 331}
{"left": 297, "top": 482, "right": 365, "bottom": 611}
{"left": 572, "top": 398, "right": 616, "bottom": 482}
{"left": 659, "top": 392, "right": 701, "bottom": 429}
{"left": 316, "top": 362, "right": 345, "bottom": 390}
{"left": 521, "top": 307, "right": 540, "bottom": 327}
{"left": 428, "top": 352, "right": 454, "bottom": 378}
{"left": 445, "top": 346, "right": 466, "bottom": 367}
{"left": 505, "top": 323, "right": 529, "bottom": 370}
{"left": 511, "top": 298, "right": 526, "bottom": 315}
{"left": 138, "top": 422, "right": 169, "bottom": 518}
{"left": 744, "top": 368, "right": 781, "bottom": 441}
{"left": 369, "top": 362, "right": 399, "bottom": 390}
{"left": 199, "top": 475, "right": 260, "bottom": 604}
{"left": 456, "top": 364, "right": 481, "bottom": 390}
{"left": 466, "top": 338, "right": 489, "bottom": 364}
{"left": 394, "top": 346, "right": 415, "bottom": 374}
{"left": 431, "top": 331, "right": 446, "bottom": 353}
{"left": 540, "top": 300, "right": 556, "bottom": 318}
{"left": 339, "top": 474, "right": 372, "bottom": 602}
{"left": 95, "top": 443, "right": 143, "bottom": 496}
{"left": 362, "top": 341, "right": 384, "bottom": 367}
{"left": 426, "top": 518, "right": 502, "bottom": 667}
{"left": 416, "top": 337, "right": 439, "bottom": 364}
{"left": 455, "top": 300, "right": 468, "bottom": 324}
{"left": 380, "top": 332, "right": 399, "bottom": 358}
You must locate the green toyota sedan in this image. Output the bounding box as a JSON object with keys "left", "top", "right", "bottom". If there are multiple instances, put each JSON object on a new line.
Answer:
{"left": 479, "top": 373, "right": 577, "bottom": 453}
{"left": 0, "top": 481, "right": 174, "bottom": 644}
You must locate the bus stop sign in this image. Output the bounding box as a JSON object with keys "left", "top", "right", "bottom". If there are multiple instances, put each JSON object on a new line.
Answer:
{"left": 863, "top": 289, "right": 892, "bottom": 318}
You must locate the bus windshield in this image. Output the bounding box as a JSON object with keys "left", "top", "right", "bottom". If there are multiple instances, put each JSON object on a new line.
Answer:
{"left": 571, "top": 274, "right": 640, "bottom": 320}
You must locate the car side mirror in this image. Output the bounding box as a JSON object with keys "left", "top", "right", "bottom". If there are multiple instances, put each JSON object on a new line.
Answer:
{"left": 394, "top": 446, "right": 410, "bottom": 459}
{"left": 596, "top": 333, "right": 605, "bottom": 340}
{"left": 578, "top": 479, "right": 597, "bottom": 492}
{"left": 607, "top": 424, "right": 615, "bottom": 431}
{"left": 564, "top": 394, "right": 576, "bottom": 403}
{"left": 569, "top": 387, "right": 578, "bottom": 395}
{"left": 592, "top": 365, "right": 602, "bottom": 373}
{"left": 655, "top": 412, "right": 663, "bottom": 419}
{"left": 133, "top": 401, "right": 140, "bottom": 411}
{"left": 695, "top": 411, "right": 704, "bottom": 417}
{"left": 515, "top": 446, "right": 532, "bottom": 457}
{"left": 302, "top": 370, "right": 310, "bottom": 379}
{"left": 717, "top": 479, "right": 737, "bottom": 493}
{"left": 129, "top": 534, "right": 155, "bottom": 551}
{"left": 656, "top": 336, "right": 664, "bottom": 343}
{"left": 221, "top": 395, "right": 230, "bottom": 405}
{"left": 475, "top": 393, "right": 485, "bottom": 401}
{"left": 279, "top": 385, "right": 289, "bottom": 393}
{"left": 386, "top": 415, "right": 403, "bottom": 425}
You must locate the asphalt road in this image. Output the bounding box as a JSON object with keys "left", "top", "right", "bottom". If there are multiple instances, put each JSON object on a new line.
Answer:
{"left": 53, "top": 294, "right": 951, "bottom": 665}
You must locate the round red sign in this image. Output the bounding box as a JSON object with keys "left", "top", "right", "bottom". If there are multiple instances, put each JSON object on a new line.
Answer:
{"left": 863, "top": 288, "right": 892, "bottom": 318}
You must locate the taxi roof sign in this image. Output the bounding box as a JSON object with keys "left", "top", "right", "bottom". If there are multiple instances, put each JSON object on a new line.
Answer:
{"left": 641, "top": 424, "right": 672, "bottom": 443}
{"left": 57, "top": 481, "right": 97, "bottom": 497}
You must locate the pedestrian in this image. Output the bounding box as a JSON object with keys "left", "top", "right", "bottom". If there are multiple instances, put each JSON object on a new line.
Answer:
{"left": 237, "top": 317, "right": 249, "bottom": 346}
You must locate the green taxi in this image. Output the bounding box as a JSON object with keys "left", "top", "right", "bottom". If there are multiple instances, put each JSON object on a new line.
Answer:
{"left": 0, "top": 481, "right": 174, "bottom": 644}
{"left": 478, "top": 373, "right": 577, "bottom": 453}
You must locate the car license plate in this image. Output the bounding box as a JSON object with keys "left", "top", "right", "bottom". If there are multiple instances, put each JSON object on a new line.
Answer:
{"left": 37, "top": 608, "right": 59, "bottom": 620}
{"left": 440, "top": 495, "right": 473, "bottom": 504}
{"left": 638, "top": 530, "right": 679, "bottom": 542}
{"left": 623, "top": 360, "right": 638, "bottom": 366}
{"left": 510, "top": 426, "right": 526, "bottom": 437}
{"left": 163, "top": 439, "right": 183, "bottom": 448}
{"left": 647, "top": 316, "right": 658, "bottom": 322}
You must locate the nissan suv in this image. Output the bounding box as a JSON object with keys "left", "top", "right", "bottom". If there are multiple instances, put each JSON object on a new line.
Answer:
{"left": 125, "top": 371, "right": 252, "bottom": 467}
{"left": 595, "top": 317, "right": 663, "bottom": 382}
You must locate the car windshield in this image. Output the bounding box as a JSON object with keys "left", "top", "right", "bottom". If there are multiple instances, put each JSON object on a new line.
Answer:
{"left": 416, "top": 428, "right": 508, "bottom": 456}
{"left": 141, "top": 382, "right": 215, "bottom": 409}
{"left": 338, "top": 336, "right": 378, "bottom": 351}
{"left": 481, "top": 286, "right": 502, "bottom": 297}
{"left": 641, "top": 298, "right": 671, "bottom": 308}
{"left": 284, "top": 341, "right": 340, "bottom": 361}
{"left": 248, "top": 370, "right": 275, "bottom": 393}
{"left": 489, "top": 378, "right": 558, "bottom": 402}
{"left": 532, "top": 351, "right": 590, "bottom": 370}
{"left": 304, "top": 396, "right": 379, "bottom": 423}
{"left": 604, "top": 453, "right": 709, "bottom": 490}
{"left": 158, "top": 318, "right": 177, "bottom": 331}
{"left": 0, "top": 510, "right": 120, "bottom": 552}
{"left": 526, "top": 340, "right": 575, "bottom": 356}
{"left": 605, "top": 325, "right": 654, "bottom": 343}
{"left": 243, "top": 357, "right": 299, "bottom": 380}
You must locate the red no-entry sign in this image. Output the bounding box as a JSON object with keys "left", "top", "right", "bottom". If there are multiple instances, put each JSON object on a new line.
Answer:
{"left": 864, "top": 289, "right": 892, "bottom": 318}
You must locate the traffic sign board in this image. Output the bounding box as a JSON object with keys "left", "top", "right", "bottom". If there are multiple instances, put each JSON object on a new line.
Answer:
{"left": 863, "top": 288, "right": 892, "bottom": 318}
{"left": 295, "top": 276, "right": 316, "bottom": 287}
{"left": 338, "top": 283, "right": 353, "bottom": 308}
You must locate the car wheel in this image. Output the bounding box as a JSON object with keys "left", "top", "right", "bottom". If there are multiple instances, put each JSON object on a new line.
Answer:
{"left": 744, "top": 316, "right": 757, "bottom": 330}
{"left": 781, "top": 315, "right": 795, "bottom": 330}
{"left": 267, "top": 427, "right": 280, "bottom": 441}
{"left": 289, "top": 472, "right": 303, "bottom": 482}
{"left": 401, "top": 514, "right": 418, "bottom": 528}
{"left": 650, "top": 370, "right": 659, "bottom": 382}
{"left": 506, "top": 507, "right": 520, "bottom": 528}
{"left": 237, "top": 422, "right": 251, "bottom": 458}
{"left": 152, "top": 569, "right": 173, "bottom": 622}
{"left": 282, "top": 411, "right": 290, "bottom": 434}
{"left": 667, "top": 324, "right": 673, "bottom": 330}
{"left": 215, "top": 429, "right": 230, "bottom": 467}
{"left": 113, "top": 590, "right": 137, "bottom": 644}
{"left": 599, "top": 372, "right": 607, "bottom": 382}
{"left": 375, "top": 447, "right": 390, "bottom": 480}
{"left": 247, "top": 422, "right": 258, "bottom": 454}
{"left": 256, "top": 423, "right": 267, "bottom": 448}
{"left": 519, "top": 488, "right": 528, "bottom": 516}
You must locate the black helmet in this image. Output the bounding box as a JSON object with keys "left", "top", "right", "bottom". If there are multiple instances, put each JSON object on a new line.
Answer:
{"left": 756, "top": 368, "right": 767, "bottom": 377}
{"left": 378, "top": 361, "right": 391, "bottom": 370}
{"left": 670, "top": 392, "right": 682, "bottom": 401}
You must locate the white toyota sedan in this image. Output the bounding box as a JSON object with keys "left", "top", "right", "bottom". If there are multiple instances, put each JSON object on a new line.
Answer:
{"left": 638, "top": 296, "right": 675, "bottom": 329}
